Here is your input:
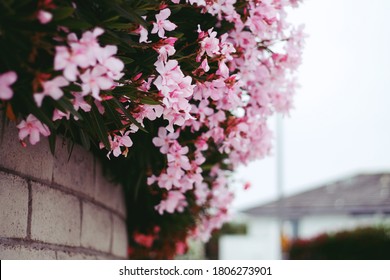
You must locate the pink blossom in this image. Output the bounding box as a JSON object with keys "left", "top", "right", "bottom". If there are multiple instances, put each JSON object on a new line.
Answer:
{"left": 167, "top": 142, "right": 191, "bottom": 170}
{"left": 151, "top": 9, "right": 177, "bottom": 38}
{"left": 80, "top": 65, "right": 114, "bottom": 100}
{"left": 157, "top": 166, "right": 184, "bottom": 190}
{"left": 52, "top": 109, "right": 70, "bottom": 121}
{"left": 135, "top": 17, "right": 150, "bottom": 43}
{"left": 97, "top": 45, "right": 124, "bottom": 80}
{"left": 78, "top": 27, "right": 105, "bottom": 63}
{"left": 72, "top": 92, "right": 91, "bottom": 112}
{"left": 37, "top": 10, "right": 52, "bottom": 24}
{"left": 34, "top": 76, "right": 69, "bottom": 107}
{"left": 110, "top": 131, "right": 133, "bottom": 158}
{"left": 54, "top": 46, "right": 81, "bottom": 81}
{"left": 199, "top": 28, "right": 220, "bottom": 58}
{"left": 17, "top": 114, "right": 50, "bottom": 145}
{"left": 101, "top": 130, "right": 133, "bottom": 158}
{"left": 156, "top": 43, "right": 176, "bottom": 63}
{"left": 0, "top": 71, "right": 17, "bottom": 100}
{"left": 155, "top": 190, "right": 187, "bottom": 214}
{"left": 175, "top": 241, "right": 187, "bottom": 255}
{"left": 133, "top": 232, "right": 155, "bottom": 248}
{"left": 154, "top": 60, "right": 183, "bottom": 93}
{"left": 152, "top": 127, "right": 179, "bottom": 154}
{"left": 200, "top": 58, "right": 210, "bottom": 72}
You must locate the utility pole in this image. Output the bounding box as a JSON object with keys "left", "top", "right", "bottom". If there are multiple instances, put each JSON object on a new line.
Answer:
{"left": 276, "top": 114, "right": 285, "bottom": 259}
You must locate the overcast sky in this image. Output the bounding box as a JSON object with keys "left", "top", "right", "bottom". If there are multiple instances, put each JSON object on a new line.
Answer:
{"left": 233, "top": 0, "right": 390, "bottom": 210}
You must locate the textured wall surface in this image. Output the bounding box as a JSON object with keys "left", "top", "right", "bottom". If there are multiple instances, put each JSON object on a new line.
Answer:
{"left": 0, "top": 122, "right": 128, "bottom": 259}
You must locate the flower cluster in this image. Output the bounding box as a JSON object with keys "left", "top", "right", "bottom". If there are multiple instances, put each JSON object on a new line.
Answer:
{"left": 0, "top": 0, "right": 303, "bottom": 259}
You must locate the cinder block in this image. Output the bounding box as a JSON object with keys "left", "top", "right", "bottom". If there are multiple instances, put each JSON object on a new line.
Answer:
{"left": 0, "top": 244, "right": 56, "bottom": 260}
{"left": 0, "top": 172, "right": 28, "bottom": 238}
{"left": 111, "top": 215, "right": 128, "bottom": 258}
{"left": 31, "top": 182, "right": 81, "bottom": 246}
{"left": 96, "top": 254, "right": 116, "bottom": 260}
{"left": 94, "top": 160, "right": 122, "bottom": 211}
{"left": 81, "top": 202, "right": 111, "bottom": 253}
{"left": 0, "top": 123, "right": 54, "bottom": 181}
{"left": 113, "top": 186, "right": 127, "bottom": 217}
{"left": 56, "top": 251, "right": 97, "bottom": 260}
{"left": 52, "top": 140, "right": 95, "bottom": 198}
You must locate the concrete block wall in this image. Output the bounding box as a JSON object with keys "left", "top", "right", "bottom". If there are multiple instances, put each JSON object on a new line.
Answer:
{"left": 0, "top": 122, "right": 128, "bottom": 259}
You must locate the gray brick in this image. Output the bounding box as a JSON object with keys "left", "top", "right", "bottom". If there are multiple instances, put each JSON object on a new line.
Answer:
{"left": 31, "top": 182, "right": 81, "bottom": 246}
{"left": 0, "top": 123, "right": 54, "bottom": 181}
{"left": 111, "top": 215, "right": 128, "bottom": 258}
{"left": 94, "top": 160, "right": 122, "bottom": 210}
{"left": 96, "top": 254, "right": 116, "bottom": 260}
{"left": 52, "top": 140, "right": 95, "bottom": 198}
{"left": 81, "top": 202, "right": 111, "bottom": 252}
{"left": 0, "top": 244, "right": 56, "bottom": 260}
{"left": 0, "top": 172, "right": 28, "bottom": 238}
{"left": 113, "top": 186, "right": 127, "bottom": 217}
{"left": 56, "top": 251, "right": 97, "bottom": 260}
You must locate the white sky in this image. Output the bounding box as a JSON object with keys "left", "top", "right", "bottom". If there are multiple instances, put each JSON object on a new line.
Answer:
{"left": 233, "top": 0, "right": 390, "bottom": 210}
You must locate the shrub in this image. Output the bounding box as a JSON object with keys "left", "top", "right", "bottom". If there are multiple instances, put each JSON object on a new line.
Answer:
{"left": 288, "top": 226, "right": 390, "bottom": 260}
{"left": 0, "top": 0, "right": 303, "bottom": 259}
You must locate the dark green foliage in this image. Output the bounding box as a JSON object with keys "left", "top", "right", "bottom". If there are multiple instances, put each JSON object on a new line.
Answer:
{"left": 288, "top": 225, "right": 390, "bottom": 260}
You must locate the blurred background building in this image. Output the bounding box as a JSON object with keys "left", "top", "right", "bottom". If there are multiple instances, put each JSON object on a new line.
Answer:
{"left": 220, "top": 173, "right": 390, "bottom": 259}
{"left": 220, "top": 0, "right": 390, "bottom": 260}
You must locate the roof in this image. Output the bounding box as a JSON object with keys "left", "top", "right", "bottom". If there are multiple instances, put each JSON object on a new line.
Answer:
{"left": 243, "top": 173, "right": 390, "bottom": 218}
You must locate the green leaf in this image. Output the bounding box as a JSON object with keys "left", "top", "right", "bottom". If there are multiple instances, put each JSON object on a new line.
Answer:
{"left": 56, "top": 98, "right": 83, "bottom": 121}
{"left": 104, "top": 22, "right": 134, "bottom": 30}
{"left": 112, "top": 85, "right": 161, "bottom": 105}
{"left": 48, "top": 134, "right": 56, "bottom": 155}
{"left": 58, "top": 18, "right": 92, "bottom": 29}
{"left": 20, "top": 95, "right": 55, "bottom": 130}
{"left": 52, "top": 7, "right": 75, "bottom": 21}
{"left": 111, "top": 98, "right": 147, "bottom": 133}
{"left": 78, "top": 128, "right": 91, "bottom": 151}
{"left": 103, "top": 101, "right": 125, "bottom": 128}
{"left": 90, "top": 105, "right": 110, "bottom": 150}
{"left": 107, "top": 2, "right": 149, "bottom": 28}
{"left": 103, "top": 15, "right": 121, "bottom": 23}
{"left": 65, "top": 84, "right": 82, "bottom": 92}
{"left": 116, "top": 56, "right": 134, "bottom": 64}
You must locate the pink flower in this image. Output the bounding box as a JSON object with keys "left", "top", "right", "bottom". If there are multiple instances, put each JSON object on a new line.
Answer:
{"left": 133, "top": 232, "right": 155, "bottom": 248}
{"left": 72, "top": 92, "right": 91, "bottom": 112}
{"left": 199, "top": 28, "right": 220, "bottom": 58}
{"left": 151, "top": 9, "right": 177, "bottom": 38}
{"left": 157, "top": 166, "right": 184, "bottom": 190}
{"left": 200, "top": 58, "right": 210, "bottom": 72}
{"left": 167, "top": 142, "right": 191, "bottom": 170}
{"left": 152, "top": 127, "right": 179, "bottom": 154}
{"left": 156, "top": 43, "right": 176, "bottom": 63}
{"left": 175, "top": 241, "right": 188, "bottom": 255}
{"left": 135, "top": 16, "right": 150, "bottom": 43}
{"left": 78, "top": 27, "right": 105, "bottom": 63}
{"left": 52, "top": 108, "right": 70, "bottom": 121}
{"left": 80, "top": 65, "right": 114, "bottom": 100}
{"left": 37, "top": 10, "right": 52, "bottom": 24}
{"left": 17, "top": 114, "right": 51, "bottom": 145}
{"left": 0, "top": 71, "right": 17, "bottom": 100}
{"left": 54, "top": 46, "right": 81, "bottom": 81}
{"left": 34, "top": 76, "right": 69, "bottom": 107}
{"left": 97, "top": 45, "right": 124, "bottom": 80}
{"left": 110, "top": 131, "right": 133, "bottom": 158}
{"left": 155, "top": 190, "right": 188, "bottom": 214}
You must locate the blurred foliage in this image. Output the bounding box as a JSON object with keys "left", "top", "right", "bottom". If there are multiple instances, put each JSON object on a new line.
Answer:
{"left": 288, "top": 225, "right": 390, "bottom": 260}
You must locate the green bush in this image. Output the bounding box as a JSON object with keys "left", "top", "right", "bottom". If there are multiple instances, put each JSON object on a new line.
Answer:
{"left": 288, "top": 225, "right": 390, "bottom": 260}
